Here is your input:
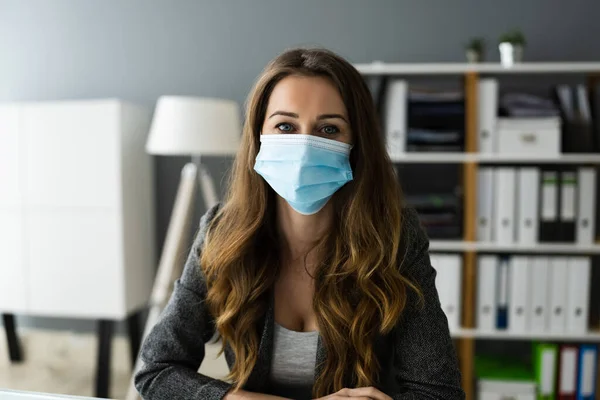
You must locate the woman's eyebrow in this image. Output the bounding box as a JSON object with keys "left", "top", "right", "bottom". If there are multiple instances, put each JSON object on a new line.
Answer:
{"left": 268, "top": 111, "right": 299, "bottom": 119}
{"left": 317, "top": 113, "right": 348, "bottom": 123}
{"left": 267, "top": 111, "right": 348, "bottom": 123}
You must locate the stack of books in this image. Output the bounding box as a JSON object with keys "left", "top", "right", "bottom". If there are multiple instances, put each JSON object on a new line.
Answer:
{"left": 405, "top": 193, "right": 462, "bottom": 239}
{"left": 500, "top": 92, "right": 560, "bottom": 118}
{"left": 382, "top": 80, "right": 466, "bottom": 159}
{"left": 397, "top": 163, "right": 463, "bottom": 240}
{"left": 406, "top": 89, "right": 465, "bottom": 152}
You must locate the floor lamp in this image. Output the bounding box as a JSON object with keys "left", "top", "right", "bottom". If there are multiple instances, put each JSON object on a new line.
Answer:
{"left": 125, "top": 96, "right": 241, "bottom": 400}
{"left": 146, "top": 96, "right": 242, "bottom": 210}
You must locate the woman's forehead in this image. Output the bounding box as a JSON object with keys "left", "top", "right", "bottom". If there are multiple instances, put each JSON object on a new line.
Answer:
{"left": 266, "top": 75, "right": 347, "bottom": 117}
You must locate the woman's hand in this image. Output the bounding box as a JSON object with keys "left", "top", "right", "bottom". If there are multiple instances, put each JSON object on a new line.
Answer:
{"left": 315, "top": 387, "right": 392, "bottom": 400}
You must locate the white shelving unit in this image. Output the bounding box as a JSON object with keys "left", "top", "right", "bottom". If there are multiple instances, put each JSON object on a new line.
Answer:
{"left": 356, "top": 62, "right": 600, "bottom": 75}
{"left": 390, "top": 153, "right": 600, "bottom": 164}
{"left": 450, "top": 329, "right": 600, "bottom": 342}
{"left": 356, "top": 61, "right": 600, "bottom": 399}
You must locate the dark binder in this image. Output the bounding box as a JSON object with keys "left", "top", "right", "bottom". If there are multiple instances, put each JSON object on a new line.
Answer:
{"left": 538, "top": 168, "right": 561, "bottom": 242}
{"left": 554, "top": 85, "right": 595, "bottom": 153}
{"left": 590, "top": 82, "right": 600, "bottom": 152}
{"left": 558, "top": 167, "right": 577, "bottom": 242}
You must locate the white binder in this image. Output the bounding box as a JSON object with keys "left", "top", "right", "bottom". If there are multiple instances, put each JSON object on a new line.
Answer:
{"left": 516, "top": 168, "right": 540, "bottom": 244}
{"left": 383, "top": 79, "right": 407, "bottom": 161}
{"left": 477, "top": 168, "right": 495, "bottom": 242}
{"left": 549, "top": 257, "right": 569, "bottom": 333}
{"left": 530, "top": 257, "right": 550, "bottom": 332}
{"left": 477, "top": 78, "right": 498, "bottom": 153}
{"left": 434, "top": 254, "right": 462, "bottom": 332}
{"left": 493, "top": 168, "right": 517, "bottom": 244}
{"left": 477, "top": 255, "right": 497, "bottom": 331}
{"left": 508, "top": 256, "right": 530, "bottom": 333}
{"left": 577, "top": 168, "right": 596, "bottom": 244}
{"left": 566, "top": 257, "right": 591, "bottom": 334}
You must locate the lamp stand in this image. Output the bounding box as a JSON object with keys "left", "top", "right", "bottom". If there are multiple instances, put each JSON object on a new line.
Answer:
{"left": 192, "top": 156, "right": 219, "bottom": 210}
{"left": 126, "top": 163, "right": 199, "bottom": 400}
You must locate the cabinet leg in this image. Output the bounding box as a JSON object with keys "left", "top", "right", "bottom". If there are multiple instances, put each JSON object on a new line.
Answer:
{"left": 95, "top": 319, "right": 113, "bottom": 399}
{"left": 2, "top": 314, "right": 23, "bottom": 362}
{"left": 126, "top": 311, "right": 141, "bottom": 370}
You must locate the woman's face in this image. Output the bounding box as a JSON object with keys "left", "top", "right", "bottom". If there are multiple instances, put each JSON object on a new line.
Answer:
{"left": 261, "top": 75, "right": 352, "bottom": 145}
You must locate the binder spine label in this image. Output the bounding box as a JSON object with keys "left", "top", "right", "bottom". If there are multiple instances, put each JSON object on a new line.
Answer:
{"left": 542, "top": 171, "right": 558, "bottom": 220}
{"left": 559, "top": 348, "right": 577, "bottom": 394}
{"left": 581, "top": 350, "right": 595, "bottom": 396}
{"left": 541, "top": 349, "right": 556, "bottom": 394}
{"left": 561, "top": 172, "right": 577, "bottom": 221}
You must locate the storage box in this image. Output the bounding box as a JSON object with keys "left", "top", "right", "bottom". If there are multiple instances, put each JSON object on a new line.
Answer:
{"left": 496, "top": 117, "right": 561, "bottom": 156}
{"left": 478, "top": 379, "right": 536, "bottom": 400}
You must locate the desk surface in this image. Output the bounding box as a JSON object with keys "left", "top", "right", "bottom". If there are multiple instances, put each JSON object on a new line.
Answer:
{"left": 0, "top": 390, "right": 107, "bottom": 400}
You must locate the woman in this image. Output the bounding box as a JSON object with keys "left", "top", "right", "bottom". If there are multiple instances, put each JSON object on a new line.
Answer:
{"left": 135, "top": 48, "right": 464, "bottom": 400}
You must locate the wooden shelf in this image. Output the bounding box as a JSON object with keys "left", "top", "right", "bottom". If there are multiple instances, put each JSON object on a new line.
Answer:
{"left": 355, "top": 62, "right": 600, "bottom": 75}
{"left": 390, "top": 153, "right": 600, "bottom": 164}
{"left": 450, "top": 329, "right": 600, "bottom": 342}
{"left": 429, "top": 240, "right": 600, "bottom": 254}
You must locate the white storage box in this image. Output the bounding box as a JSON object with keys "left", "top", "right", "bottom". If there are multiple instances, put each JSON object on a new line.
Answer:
{"left": 478, "top": 379, "right": 536, "bottom": 400}
{"left": 496, "top": 117, "right": 561, "bottom": 156}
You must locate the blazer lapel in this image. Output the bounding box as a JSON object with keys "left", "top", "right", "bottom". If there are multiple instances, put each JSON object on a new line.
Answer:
{"left": 244, "top": 297, "right": 275, "bottom": 391}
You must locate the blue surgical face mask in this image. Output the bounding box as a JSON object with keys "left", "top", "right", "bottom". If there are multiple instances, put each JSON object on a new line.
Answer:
{"left": 254, "top": 134, "right": 353, "bottom": 215}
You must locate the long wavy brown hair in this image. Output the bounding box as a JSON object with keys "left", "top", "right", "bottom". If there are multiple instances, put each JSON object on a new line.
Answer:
{"left": 200, "top": 48, "right": 422, "bottom": 397}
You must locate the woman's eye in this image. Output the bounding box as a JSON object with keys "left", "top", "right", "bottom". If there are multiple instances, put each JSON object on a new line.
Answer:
{"left": 275, "top": 123, "right": 294, "bottom": 133}
{"left": 321, "top": 125, "right": 340, "bottom": 135}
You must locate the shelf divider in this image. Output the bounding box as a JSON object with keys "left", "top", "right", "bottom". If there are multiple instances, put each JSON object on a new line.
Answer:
{"left": 459, "top": 71, "right": 479, "bottom": 399}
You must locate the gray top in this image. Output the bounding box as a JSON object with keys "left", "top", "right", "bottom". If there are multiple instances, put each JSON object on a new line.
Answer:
{"left": 135, "top": 205, "right": 465, "bottom": 400}
{"left": 268, "top": 323, "right": 319, "bottom": 399}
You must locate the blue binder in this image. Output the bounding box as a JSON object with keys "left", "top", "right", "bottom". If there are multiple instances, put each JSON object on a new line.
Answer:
{"left": 496, "top": 256, "right": 510, "bottom": 329}
{"left": 576, "top": 344, "right": 598, "bottom": 400}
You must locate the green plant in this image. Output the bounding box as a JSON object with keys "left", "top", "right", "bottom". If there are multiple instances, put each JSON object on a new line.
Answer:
{"left": 499, "top": 29, "right": 526, "bottom": 46}
{"left": 466, "top": 37, "right": 485, "bottom": 53}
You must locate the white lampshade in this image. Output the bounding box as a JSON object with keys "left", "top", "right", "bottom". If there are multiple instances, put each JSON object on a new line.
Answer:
{"left": 146, "top": 96, "right": 242, "bottom": 156}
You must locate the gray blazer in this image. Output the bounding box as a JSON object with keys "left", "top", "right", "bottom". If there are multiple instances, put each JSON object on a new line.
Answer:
{"left": 135, "top": 205, "right": 465, "bottom": 400}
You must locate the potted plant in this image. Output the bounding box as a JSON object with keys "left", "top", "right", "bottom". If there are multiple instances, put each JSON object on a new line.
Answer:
{"left": 465, "top": 37, "right": 485, "bottom": 63}
{"left": 498, "top": 29, "right": 526, "bottom": 66}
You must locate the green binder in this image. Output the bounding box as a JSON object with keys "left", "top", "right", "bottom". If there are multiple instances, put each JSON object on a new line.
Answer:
{"left": 475, "top": 354, "right": 536, "bottom": 398}
{"left": 475, "top": 355, "right": 534, "bottom": 381}
{"left": 533, "top": 342, "right": 558, "bottom": 400}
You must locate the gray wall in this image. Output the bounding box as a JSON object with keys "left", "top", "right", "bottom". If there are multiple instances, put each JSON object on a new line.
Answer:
{"left": 1, "top": 0, "right": 599, "bottom": 331}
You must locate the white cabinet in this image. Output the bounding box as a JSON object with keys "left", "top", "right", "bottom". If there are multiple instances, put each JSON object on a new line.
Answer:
{"left": 0, "top": 211, "right": 27, "bottom": 313}
{"left": 26, "top": 210, "right": 124, "bottom": 318}
{"left": 0, "top": 100, "right": 155, "bottom": 320}
{"left": 0, "top": 105, "right": 21, "bottom": 208}
{"left": 22, "top": 102, "right": 120, "bottom": 208}
{"left": 0, "top": 105, "right": 27, "bottom": 313}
